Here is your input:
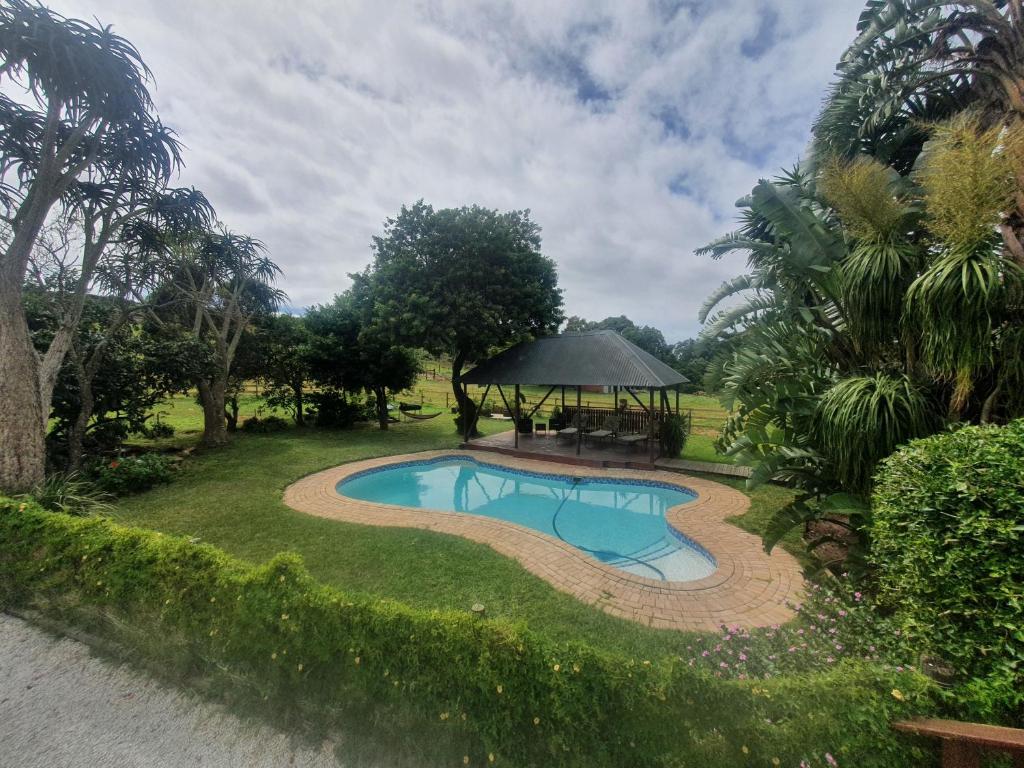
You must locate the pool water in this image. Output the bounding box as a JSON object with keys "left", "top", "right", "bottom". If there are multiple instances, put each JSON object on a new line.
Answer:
{"left": 337, "top": 458, "right": 716, "bottom": 582}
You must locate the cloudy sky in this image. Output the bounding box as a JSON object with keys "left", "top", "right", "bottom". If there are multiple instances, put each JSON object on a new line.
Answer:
{"left": 50, "top": 0, "right": 864, "bottom": 341}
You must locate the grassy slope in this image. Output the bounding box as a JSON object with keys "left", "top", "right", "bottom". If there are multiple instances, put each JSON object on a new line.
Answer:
{"left": 114, "top": 405, "right": 797, "bottom": 661}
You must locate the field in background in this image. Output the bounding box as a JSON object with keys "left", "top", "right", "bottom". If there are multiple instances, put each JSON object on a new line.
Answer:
{"left": 132, "top": 356, "right": 731, "bottom": 464}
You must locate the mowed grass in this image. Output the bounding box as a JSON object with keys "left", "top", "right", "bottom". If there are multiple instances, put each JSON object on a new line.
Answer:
{"left": 113, "top": 405, "right": 797, "bottom": 661}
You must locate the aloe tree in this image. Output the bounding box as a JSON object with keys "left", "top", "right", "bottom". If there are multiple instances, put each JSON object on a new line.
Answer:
{"left": 0, "top": 1, "right": 181, "bottom": 490}
{"left": 164, "top": 230, "right": 284, "bottom": 447}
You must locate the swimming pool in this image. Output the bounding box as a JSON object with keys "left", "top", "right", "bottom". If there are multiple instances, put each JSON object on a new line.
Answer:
{"left": 337, "top": 457, "right": 716, "bottom": 582}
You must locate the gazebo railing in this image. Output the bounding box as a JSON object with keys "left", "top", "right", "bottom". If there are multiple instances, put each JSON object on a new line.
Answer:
{"left": 562, "top": 405, "right": 660, "bottom": 434}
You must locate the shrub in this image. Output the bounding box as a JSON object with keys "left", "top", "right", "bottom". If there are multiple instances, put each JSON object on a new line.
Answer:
{"left": 870, "top": 420, "right": 1024, "bottom": 720}
{"left": 307, "top": 390, "right": 365, "bottom": 429}
{"left": 242, "top": 415, "right": 290, "bottom": 433}
{"left": 140, "top": 420, "right": 176, "bottom": 439}
{"left": 660, "top": 412, "right": 691, "bottom": 458}
{"left": 92, "top": 453, "right": 176, "bottom": 495}
{"left": 0, "top": 498, "right": 938, "bottom": 767}
{"left": 15, "top": 472, "right": 113, "bottom": 516}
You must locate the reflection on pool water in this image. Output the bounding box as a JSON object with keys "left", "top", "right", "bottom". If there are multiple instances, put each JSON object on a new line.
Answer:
{"left": 337, "top": 457, "right": 716, "bottom": 582}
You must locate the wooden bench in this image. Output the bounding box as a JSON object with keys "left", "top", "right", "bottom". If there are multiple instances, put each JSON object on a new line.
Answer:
{"left": 894, "top": 719, "right": 1024, "bottom": 767}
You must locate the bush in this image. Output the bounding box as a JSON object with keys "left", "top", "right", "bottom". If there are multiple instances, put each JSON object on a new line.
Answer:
{"left": 0, "top": 498, "right": 938, "bottom": 767}
{"left": 660, "top": 412, "right": 691, "bottom": 458}
{"left": 870, "top": 420, "right": 1024, "bottom": 720}
{"left": 242, "top": 415, "right": 290, "bottom": 434}
{"left": 92, "top": 453, "right": 176, "bottom": 495}
{"left": 307, "top": 390, "right": 366, "bottom": 429}
{"left": 140, "top": 420, "right": 176, "bottom": 439}
{"left": 15, "top": 472, "right": 113, "bottom": 516}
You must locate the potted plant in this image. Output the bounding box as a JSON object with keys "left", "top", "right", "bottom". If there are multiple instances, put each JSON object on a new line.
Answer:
{"left": 549, "top": 405, "right": 563, "bottom": 431}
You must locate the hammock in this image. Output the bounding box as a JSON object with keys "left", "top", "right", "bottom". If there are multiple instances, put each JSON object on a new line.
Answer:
{"left": 403, "top": 410, "right": 442, "bottom": 420}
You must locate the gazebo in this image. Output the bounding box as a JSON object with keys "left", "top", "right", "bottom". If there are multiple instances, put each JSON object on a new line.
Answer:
{"left": 460, "top": 330, "right": 688, "bottom": 462}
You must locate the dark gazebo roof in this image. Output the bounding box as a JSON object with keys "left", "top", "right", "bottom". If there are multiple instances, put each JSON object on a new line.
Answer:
{"left": 461, "top": 330, "right": 688, "bottom": 389}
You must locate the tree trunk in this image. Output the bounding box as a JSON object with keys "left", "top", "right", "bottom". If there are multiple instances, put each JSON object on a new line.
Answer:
{"left": 293, "top": 381, "right": 304, "bottom": 426}
{"left": 375, "top": 386, "right": 389, "bottom": 430}
{"left": 197, "top": 378, "right": 229, "bottom": 447}
{"left": 451, "top": 348, "right": 479, "bottom": 436}
{"left": 225, "top": 395, "right": 239, "bottom": 432}
{"left": 66, "top": 351, "right": 93, "bottom": 474}
{"left": 0, "top": 279, "right": 46, "bottom": 492}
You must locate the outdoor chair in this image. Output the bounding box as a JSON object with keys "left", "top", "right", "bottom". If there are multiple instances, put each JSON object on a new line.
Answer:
{"left": 555, "top": 413, "right": 586, "bottom": 442}
{"left": 585, "top": 415, "right": 620, "bottom": 446}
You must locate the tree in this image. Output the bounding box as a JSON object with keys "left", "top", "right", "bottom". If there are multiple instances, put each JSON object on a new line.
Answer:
{"left": 364, "top": 202, "right": 563, "bottom": 430}
{"left": 163, "top": 230, "right": 283, "bottom": 447}
{"left": 813, "top": 0, "right": 1024, "bottom": 260}
{"left": 0, "top": 1, "right": 184, "bottom": 490}
{"left": 698, "top": 126, "right": 1024, "bottom": 555}
{"left": 304, "top": 287, "right": 419, "bottom": 431}
{"left": 254, "top": 314, "right": 311, "bottom": 426}
{"left": 563, "top": 314, "right": 677, "bottom": 367}
{"left": 26, "top": 293, "right": 197, "bottom": 469}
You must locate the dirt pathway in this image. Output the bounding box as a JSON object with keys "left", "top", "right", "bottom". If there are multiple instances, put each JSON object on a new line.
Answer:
{"left": 0, "top": 613, "right": 340, "bottom": 768}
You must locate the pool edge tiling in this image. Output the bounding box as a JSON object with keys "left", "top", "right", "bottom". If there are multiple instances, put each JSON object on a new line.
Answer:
{"left": 283, "top": 450, "right": 804, "bottom": 632}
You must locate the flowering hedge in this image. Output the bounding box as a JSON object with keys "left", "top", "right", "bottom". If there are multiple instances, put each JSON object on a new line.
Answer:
{"left": 0, "top": 498, "right": 937, "bottom": 767}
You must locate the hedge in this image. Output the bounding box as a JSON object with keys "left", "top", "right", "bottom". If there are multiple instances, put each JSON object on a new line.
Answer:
{"left": 0, "top": 498, "right": 937, "bottom": 767}
{"left": 871, "top": 419, "right": 1024, "bottom": 721}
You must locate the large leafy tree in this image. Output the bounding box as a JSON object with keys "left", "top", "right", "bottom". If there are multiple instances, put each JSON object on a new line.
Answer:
{"left": 0, "top": 1, "right": 188, "bottom": 491}
{"left": 161, "top": 230, "right": 283, "bottom": 447}
{"left": 362, "top": 201, "right": 563, "bottom": 428}
{"left": 563, "top": 315, "right": 677, "bottom": 366}
{"left": 304, "top": 282, "right": 419, "bottom": 431}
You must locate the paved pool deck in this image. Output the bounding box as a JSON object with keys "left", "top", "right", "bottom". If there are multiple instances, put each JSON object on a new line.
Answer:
{"left": 283, "top": 450, "right": 803, "bottom": 632}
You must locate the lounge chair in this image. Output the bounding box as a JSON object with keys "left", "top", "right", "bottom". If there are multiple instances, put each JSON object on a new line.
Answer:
{"left": 585, "top": 415, "right": 620, "bottom": 446}
{"left": 615, "top": 431, "right": 649, "bottom": 451}
{"left": 555, "top": 414, "right": 586, "bottom": 442}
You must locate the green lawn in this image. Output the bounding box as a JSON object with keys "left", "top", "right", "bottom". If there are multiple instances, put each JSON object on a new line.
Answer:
{"left": 114, "top": 412, "right": 796, "bottom": 661}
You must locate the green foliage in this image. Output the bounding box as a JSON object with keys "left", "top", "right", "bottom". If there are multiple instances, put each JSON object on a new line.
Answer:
{"left": 306, "top": 390, "right": 367, "bottom": 429}
{"left": 870, "top": 420, "right": 1024, "bottom": 721}
{"left": 0, "top": 498, "right": 938, "bottom": 767}
{"left": 15, "top": 472, "right": 113, "bottom": 516}
{"left": 813, "top": 373, "right": 935, "bottom": 496}
{"left": 241, "top": 415, "right": 290, "bottom": 434}
{"left": 92, "top": 454, "right": 175, "bottom": 495}
{"left": 917, "top": 117, "right": 1017, "bottom": 253}
{"left": 659, "top": 412, "right": 690, "bottom": 458}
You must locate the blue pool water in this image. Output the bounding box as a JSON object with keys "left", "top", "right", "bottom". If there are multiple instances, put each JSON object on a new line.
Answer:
{"left": 337, "top": 458, "right": 716, "bottom": 582}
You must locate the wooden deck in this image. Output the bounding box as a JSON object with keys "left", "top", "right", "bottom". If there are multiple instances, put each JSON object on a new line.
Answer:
{"left": 465, "top": 428, "right": 751, "bottom": 477}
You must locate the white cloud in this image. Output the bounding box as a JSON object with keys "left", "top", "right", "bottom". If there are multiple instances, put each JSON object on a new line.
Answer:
{"left": 45, "top": 0, "right": 864, "bottom": 339}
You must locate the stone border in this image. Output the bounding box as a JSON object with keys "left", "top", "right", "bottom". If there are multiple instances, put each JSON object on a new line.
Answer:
{"left": 283, "top": 450, "right": 804, "bottom": 632}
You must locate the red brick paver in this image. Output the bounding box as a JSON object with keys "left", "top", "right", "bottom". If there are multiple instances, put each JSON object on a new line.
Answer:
{"left": 283, "top": 451, "right": 804, "bottom": 632}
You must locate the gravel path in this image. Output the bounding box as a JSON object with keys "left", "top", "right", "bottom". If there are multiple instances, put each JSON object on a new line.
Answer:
{"left": 0, "top": 613, "right": 341, "bottom": 768}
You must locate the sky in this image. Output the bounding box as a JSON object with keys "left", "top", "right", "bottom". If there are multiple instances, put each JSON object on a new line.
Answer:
{"left": 48, "top": 0, "right": 866, "bottom": 341}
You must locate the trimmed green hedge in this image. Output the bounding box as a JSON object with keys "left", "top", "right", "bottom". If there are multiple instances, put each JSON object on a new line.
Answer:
{"left": 871, "top": 419, "right": 1024, "bottom": 721}
{"left": 0, "top": 498, "right": 936, "bottom": 767}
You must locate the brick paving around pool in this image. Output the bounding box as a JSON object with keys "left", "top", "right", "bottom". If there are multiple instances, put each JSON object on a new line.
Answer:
{"left": 283, "top": 450, "right": 804, "bottom": 632}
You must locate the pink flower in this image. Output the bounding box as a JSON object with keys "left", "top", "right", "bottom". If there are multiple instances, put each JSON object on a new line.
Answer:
{"left": 854, "top": 592, "right": 862, "bottom": 602}
{"left": 701, "top": 650, "right": 709, "bottom": 658}
{"left": 738, "top": 653, "right": 747, "bottom": 661}
{"left": 826, "top": 753, "right": 838, "bottom": 766}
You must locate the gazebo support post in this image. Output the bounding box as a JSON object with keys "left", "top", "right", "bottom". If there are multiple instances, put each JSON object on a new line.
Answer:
{"left": 649, "top": 387, "right": 656, "bottom": 463}
{"left": 514, "top": 383, "right": 520, "bottom": 450}
{"left": 613, "top": 385, "right": 619, "bottom": 413}
{"left": 462, "top": 382, "right": 470, "bottom": 444}
{"left": 576, "top": 386, "right": 582, "bottom": 456}
{"left": 675, "top": 385, "right": 680, "bottom": 415}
